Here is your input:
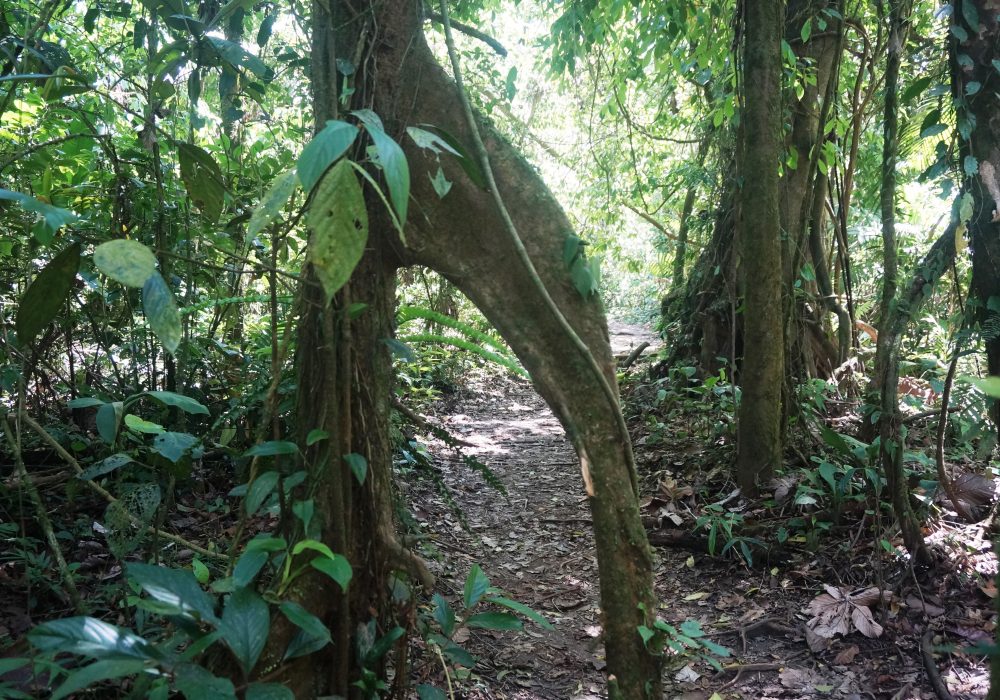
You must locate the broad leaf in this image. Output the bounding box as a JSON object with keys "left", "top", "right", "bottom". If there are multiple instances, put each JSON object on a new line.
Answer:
{"left": 960, "top": 375, "right": 1000, "bottom": 397}
{"left": 305, "top": 159, "right": 368, "bottom": 304}
{"left": 126, "top": 563, "right": 218, "bottom": 623}
{"left": 297, "top": 120, "right": 359, "bottom": 192}
{"left": 485, "top": 595, "right": 554, "bottom": 630}
{"left": 79, "top": 453, "right": 132, "bottom": 481}
{"left": 95, "top": 402, "right": 123, "bottom": 445}
{"left": 432, "top": 594, "right": 456, "bottom": 637}
{"left": 177, "top": 143, "right": 226, "bottom": 223}
{"left": 243, "top": 441, "right": 298, "bottom": 457}
{"left": 16, "top": 243, "right": 80, "bottom": 344}
{"left": 279, "top": 601, "right": 330, "bottom": 643}
{"left": 144, "top": 391, "right": 209, "bottom": 415}
{"left": 143, "top": 273, "right": 181, "bottom": 353}
{"left": 417, "top": 684, "right": 447, "bottom": 700}
{"left": 309, "top": 555, "right": 352, "bottom": 591}
{"left": 245, "top": 683, "right": 294, "bottom": 700}
{"left": 0, "top": 189, "right": 78, "bottom": 238}
{"left": 94, "top": 240, "right": 157, "bottom": 288}
{"left": 357, "top": 112, "right": 409, "bottom": 225}
{"left": 206, "top": 36, "right": 274, "bottom": 82}
{"left": 466, "top": 611, "right": 522, "bottom": 631}
{"left": 174, "top": 663, "right": 236, "bottom": 700}
{"left": 28, "top": 617, "right": 156, "bottom": 661}
{"left": 153, "top": 431, "right": 200, "bottom": 463}
{"left": 233, "top": 550, "right": 269, "bottom": 588}
{"left": 463, "top": 564, "right": 490, "bottom": 609}
{"left": 220, "top": 587, "right": 269, "bottom": 675}
{"left": 344, "top": 452, "right": 367, "bottom": 484}
{"left": 247, "top": 169, "right": 297, "bottom": 242}
{"left": 245, "top": 471, "right": 280, "bottom": 515}
{"left": 124, "top": 414, "right": 165, "bottom": 434}
{"left": 51, "top": 659, "right": 149, "bottom": 700}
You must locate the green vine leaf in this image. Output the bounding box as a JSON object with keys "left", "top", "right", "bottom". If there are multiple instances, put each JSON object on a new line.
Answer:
{"left": 306, "top": 159, "right": 368, "bottom": 304}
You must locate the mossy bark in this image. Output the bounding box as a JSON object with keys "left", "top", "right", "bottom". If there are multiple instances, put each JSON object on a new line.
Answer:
{"left": 736, "top": 0, "right": 785, "bottom": 494}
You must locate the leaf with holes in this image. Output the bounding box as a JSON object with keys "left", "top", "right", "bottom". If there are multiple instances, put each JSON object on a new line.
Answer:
{"left": 306, "top": 159, "right": 368, "bottom": 304}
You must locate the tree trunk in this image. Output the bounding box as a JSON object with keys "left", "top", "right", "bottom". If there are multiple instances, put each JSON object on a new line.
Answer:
{"left": 736, "top": 0, "right": 785, "bottom": 494}
{"left": 273, "top": 2, "right": 663, "bottom": 697}
{"left": 953, "top": 0, "right": 1000, "bottom": 428}
{"left": 874, "top": 0, "right": 928, "bottom": 564}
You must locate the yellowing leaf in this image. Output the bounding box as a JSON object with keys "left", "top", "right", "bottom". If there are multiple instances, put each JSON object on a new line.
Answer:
{"left": 683, "top": 591, "right": 710, "bottom": 601}
{"left": 94, "top": 239, "right": 157, "bottom": 288}
{"left": 306, "top": 160, "right": 368, "bottom": 304}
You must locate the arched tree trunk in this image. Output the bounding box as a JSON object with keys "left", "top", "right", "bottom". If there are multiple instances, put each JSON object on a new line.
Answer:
{"left": 269, "top": 2, "right": 663, "bottom": 697}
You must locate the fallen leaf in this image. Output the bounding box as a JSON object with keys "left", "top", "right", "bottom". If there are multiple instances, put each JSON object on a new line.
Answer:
{"left": 834, "top": 644, "right": 860, "bottom": 665}
{"left": 684, "top": 591, "right": 710, "bottom": 602}
{"left": 674, "top": 664, "right": 701, "bottom": 683}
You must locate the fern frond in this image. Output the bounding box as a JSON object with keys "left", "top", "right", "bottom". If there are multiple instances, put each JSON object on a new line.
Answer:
{"left": 399, "top": 332, "right": 527, "bottom": 377}
{"left": 397, "top": 305, "right": 510, "bottom": 355}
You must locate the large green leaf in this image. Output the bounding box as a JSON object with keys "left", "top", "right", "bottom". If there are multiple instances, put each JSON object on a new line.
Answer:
{"left": 205, "top": 36, "right": 274, "bottom": 82}
{"left": 174, "top": 663, "right": 236, "bottom": 700}
{"left": 93, "top": 239, "right": 157, "bottom": 288}
{"left": 233, "top": 550, "right": 269, "bottom": 588}
{"left": 309, "top": 554, "right": 352, "bottom": 592}
{"left": 247, "top": 169, "right": 297, "bottom": 242}
{"left": 432, "top": 594, "right": 455, "bottom": 637}
{"left": 28, "top": 617, "right": 156, "bottom": 661}
{"left": 143, "top": 273, "right": 181, "bottom": 353}
{"left": 484, "top": 594, "right": 554, "bottom": 630}
{"left": 177, "top": 143, "right": 226, "bottom": 223}
{"left": 16, "top": 243, "right": 80, "bottom": 344}
{"left": 296, "top": 120, "right": 359, "bottom": 192}
{"left": 152, "top": 431, "right": 200, "bottom": 463}
{"left": 355, "top": 109, "right": 409, "bottom": 226}
{"left": 126, "top": 563, "right": 218, "bottom": 624}
{"left": 960, "top": 375, "right": 1000, "bottom": 397}
{"left": 463, "top": 564, "right": 490, "bottom": 609}
{"left": 305, "top": 159, "right": 368, "bottom": 304}
{"left": 245, "top": 471, "right": 279, "bottom": 515}
{"left": 0, "top": 189, "right": 79, "bottom": 239}
{"left": 219, "top": 588, "right": 269, "bottom": 675}
{"left": 144, "top": 390, "right": 209, "bottom": 415}
{"left": 242, "top": 440, "right": 298, "bottom": 457}
{"left": 465, "top": 611, "right": 522, "bottom": 631}
{"left": 79, "top": 453, "right": 132, "bottom": 480}
{"left": 51, "top": 659, "right": 149, "bottom": 700}
{"left": 245, "top": 683, "right": 294, "bottom": 700}
{"left": 279, "top": 601, "right": 330, "bottom": 643}
{"left": 95, "top": 401, "right": 123, "bottom": 444}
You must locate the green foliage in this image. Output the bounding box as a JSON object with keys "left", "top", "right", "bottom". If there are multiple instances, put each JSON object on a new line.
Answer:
{"left": 637, "top": 614, "right": 731, "bottom": 671}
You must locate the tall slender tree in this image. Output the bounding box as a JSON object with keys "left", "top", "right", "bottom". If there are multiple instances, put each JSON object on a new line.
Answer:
{"left": 736, "top": 0, "right": 786, "bottom": 494}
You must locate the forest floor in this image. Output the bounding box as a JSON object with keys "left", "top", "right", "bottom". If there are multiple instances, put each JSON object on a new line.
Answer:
{"left": 403, "top": 321, "right": 996, "bottom": 699}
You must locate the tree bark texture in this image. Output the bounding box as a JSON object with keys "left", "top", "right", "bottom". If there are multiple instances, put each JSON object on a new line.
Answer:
{"left": 952, "top": 0, "right": 1000, "bottom": 428}
{"left": 736, "top": 0, "right": 786, "bottom": 494}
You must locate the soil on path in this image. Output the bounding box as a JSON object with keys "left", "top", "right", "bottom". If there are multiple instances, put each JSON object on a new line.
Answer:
{"left": 404, "top": 322, "right": 992, "bottom": 699}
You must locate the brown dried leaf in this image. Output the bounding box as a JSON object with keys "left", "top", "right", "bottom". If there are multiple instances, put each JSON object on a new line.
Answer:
{"left": 850, "top": 605, "right": 883, "bottom": 638}
{"left": 806, "top": 626, "right": 832, "bottom": 652}
{"left": 848, "top": 587, "right": 886, "bottom": 607}
{"left": 833, "top": 644, "right": 860, "bottom": 665}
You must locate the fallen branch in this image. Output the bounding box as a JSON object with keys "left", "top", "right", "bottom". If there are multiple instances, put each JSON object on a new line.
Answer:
{"left": 618, "top": 342, "right": 650, "bottom": 371}
{"left": 921, "top": 630, "right": 954, "bottom": 700}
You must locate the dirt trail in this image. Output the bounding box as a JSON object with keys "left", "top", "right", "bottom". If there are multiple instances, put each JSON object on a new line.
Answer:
{"left": 404, "top": 322, "right": 990, "bottom": 699}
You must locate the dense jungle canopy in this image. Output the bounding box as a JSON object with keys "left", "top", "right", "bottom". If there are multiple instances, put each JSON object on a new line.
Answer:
{"left": 3, "top": 0, "right": 1000, "bottom": 698}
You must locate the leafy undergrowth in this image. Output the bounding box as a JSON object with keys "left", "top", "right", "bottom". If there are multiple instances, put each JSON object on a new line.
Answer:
{"left": 622, "top": 354, "right": 996, "bottom": 699}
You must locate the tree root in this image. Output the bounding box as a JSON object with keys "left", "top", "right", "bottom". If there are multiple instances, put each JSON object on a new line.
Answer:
{"left": 921, "top": 630, "right": 954, "bottom": 700}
